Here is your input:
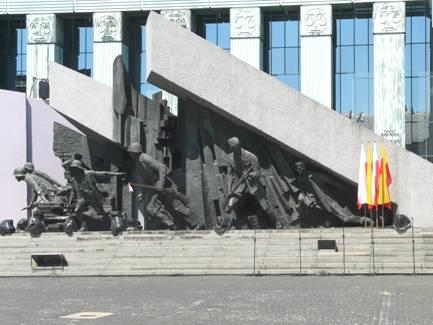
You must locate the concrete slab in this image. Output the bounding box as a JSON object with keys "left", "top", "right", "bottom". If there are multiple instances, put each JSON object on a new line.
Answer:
{"left": 49, "top": 62, "right": 113, "bottom": 141}
{"left": 145, "top": 12, "right": 433, "bottom": 226}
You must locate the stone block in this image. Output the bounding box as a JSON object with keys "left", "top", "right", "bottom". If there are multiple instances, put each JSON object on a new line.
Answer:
{"left": 145, "top": 12, "right": 433, "bottom": 227}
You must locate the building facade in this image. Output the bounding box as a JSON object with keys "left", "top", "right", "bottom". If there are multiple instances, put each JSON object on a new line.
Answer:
{"left": 0, "top": 0, "right": 432, "bottom": 160}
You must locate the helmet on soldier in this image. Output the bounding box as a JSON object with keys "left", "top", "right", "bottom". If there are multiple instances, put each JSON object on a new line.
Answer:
{"left": 69, "top": 160, "right": 85, "bottom": 170}
{"left": 13, "top": 167, "right": 26, "bottom": 177}
{"left": 23, "top": 162, "right": 34, "bottom": 172}
{"left": 127, "top": 142, "right": 143, "bottom": 153}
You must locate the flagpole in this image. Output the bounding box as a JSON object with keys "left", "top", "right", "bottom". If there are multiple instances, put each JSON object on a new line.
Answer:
{"left": 363, "top": 204, "right": 367, "bottom": 228}
{"left": 376, "top": 205, "right": 379, "bottom": 228}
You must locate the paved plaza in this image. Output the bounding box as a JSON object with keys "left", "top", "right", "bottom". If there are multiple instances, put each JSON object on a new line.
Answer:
{"left": 0, "top": 275, "right": 432, "bottom": 324}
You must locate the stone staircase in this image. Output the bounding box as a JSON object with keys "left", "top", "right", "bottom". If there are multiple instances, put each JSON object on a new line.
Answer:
{"left": 0, "top": 228, "right": 432, "bottom": 276}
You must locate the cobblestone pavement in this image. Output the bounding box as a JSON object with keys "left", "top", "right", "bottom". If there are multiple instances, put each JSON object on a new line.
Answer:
{"left": 0, "top": 276, "right": 432, "bottom": 324}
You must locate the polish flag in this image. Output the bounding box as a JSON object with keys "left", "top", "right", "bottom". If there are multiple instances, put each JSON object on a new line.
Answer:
{"left": 357, "top": 144, "right": 367, "bottom": 209}
{"left": 372, "top": 142, "right": 379, "bottom": 208}
{"left": 128, "top": 182, "right": 134, "bottom": 193}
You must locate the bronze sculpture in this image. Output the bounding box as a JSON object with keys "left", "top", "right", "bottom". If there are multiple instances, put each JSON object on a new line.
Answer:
{"left": 127, "top": 142, "right": 202, "bottom": 230}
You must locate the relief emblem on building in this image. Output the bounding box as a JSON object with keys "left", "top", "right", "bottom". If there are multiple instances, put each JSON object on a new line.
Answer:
{"left": 300, "top": 5, "right": 332, "bottom": 36}
{"left": 230, "top": 8, "right": 261, "bottom": 38}
{"left": 373, "top": 2, "right": 405, "bottom": 34}
{"left": 161, "top": 10, "right": 191, "bottom": 29}
{"left": 94, "top": 13, "right": 122, "bottom": 42}
{"left": 27, "top": 15, "right": 55, "bottom": 43}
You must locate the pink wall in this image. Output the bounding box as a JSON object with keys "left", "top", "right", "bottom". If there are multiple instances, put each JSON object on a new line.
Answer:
{"left": 0, "top": 90, "right": 27, "bottom": 222}
{"left": 0, "top": 91, "right": 81, "bottom": 224}
{"left": 30, "top": 98, "right": 74, "bottom": 187}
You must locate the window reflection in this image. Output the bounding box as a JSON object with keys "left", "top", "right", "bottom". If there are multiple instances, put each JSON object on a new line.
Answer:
{"left": 264, "top": 12, "right": 300, "bottom": 90}
{"left": 196, "top": 13, "right": 230, "bottom": 51}
{"left": 63, "top": 16, "right": 93, "bottom": 77}
{"left": 0, "top": 18, "right": 27, "bottom": 92}
{"left": 129, "top": 16, "right": 160, "bottom": 99}
{"left": 334, "top": 6, "right": 374, "bottom": 128}
{"left": 405, "top": 3, "right": 432, "bottom": 161}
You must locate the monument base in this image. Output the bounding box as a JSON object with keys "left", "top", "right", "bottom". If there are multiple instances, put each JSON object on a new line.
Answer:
{"left": 0, "top": 228, "right": 432, "bottom": 276}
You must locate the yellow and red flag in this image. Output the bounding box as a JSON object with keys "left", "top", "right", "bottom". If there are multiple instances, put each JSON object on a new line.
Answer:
{"left": 377, "top": 144, "right": 392, "bottom": 209}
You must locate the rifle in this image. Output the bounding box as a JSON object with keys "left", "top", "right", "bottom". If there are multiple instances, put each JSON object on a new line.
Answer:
{"left": 129, "top": 182, "right": 190, "bottom": 204}
{"left": 223, "top": 165, "right": 254, "bottom": 210}
{"left": 228, "top": 165, "right": 254, "bottom": 194}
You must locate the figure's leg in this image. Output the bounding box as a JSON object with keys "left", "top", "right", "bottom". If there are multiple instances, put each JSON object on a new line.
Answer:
{"left": 146, "top": 194, "right": 175, "bottom": 230}
{"left": 74, "top": 199, "right": 89, "bottom": 231}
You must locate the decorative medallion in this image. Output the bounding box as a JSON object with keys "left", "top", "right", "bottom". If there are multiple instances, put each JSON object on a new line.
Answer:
{"left": 374, "top": 2, "right": 405, "bottom": 34}
{"left": 161, "top": 10, "right": 191, "bottom": 29}
{"left": 300, "top": 5, "right": 332, "bottom": 36}
{"left": 230, "top": 8, "right": 261, "bottom": 38}
{"left": 27, "top": 15, "right": 55, "bottom": 43}
{"left": 94, "top": 13, "right": 122, "bottom": 42}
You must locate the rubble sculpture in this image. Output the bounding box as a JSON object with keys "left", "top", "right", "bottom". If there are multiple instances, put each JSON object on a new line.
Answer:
{"left": 293, "top": 161, "right": 374, "bottom": 226}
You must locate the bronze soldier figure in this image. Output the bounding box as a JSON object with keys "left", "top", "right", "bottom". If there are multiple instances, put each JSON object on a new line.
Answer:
{"left": 294, "top": 161, "right": 374, "bottom": 226}
{"left": 127, "top": 142, "right": 201, "bottom": 230}
{"left": 224, "top": 137, "right": 270, "bottom": 228}
{"left": 68, "top": 160, "right": 125, "bottom": 231}
{"left": 23, "top": 162, "right": 63, "bottom": 188}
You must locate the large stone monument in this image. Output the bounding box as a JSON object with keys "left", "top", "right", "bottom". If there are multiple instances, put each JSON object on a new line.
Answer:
{"left": 5, "top": 12, "right": 429, "bottom": 237}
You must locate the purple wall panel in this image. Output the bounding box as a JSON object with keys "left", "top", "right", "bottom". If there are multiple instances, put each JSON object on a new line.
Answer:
{"left": 0, "top": 91, "right": 82, "bottom": 224}
{"left": 29, "top": 98, "right": 79, "bottom": 187}
{"left": 0, "top": 90, "right": 27, "bottom": 223}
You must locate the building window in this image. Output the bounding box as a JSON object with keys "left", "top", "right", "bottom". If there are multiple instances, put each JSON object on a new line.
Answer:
{"left": 63, "top": 17, "right": 93, "bottom": 77}
{"left": 196, "top": 13, "right": 230, "bottom": 51}
{"left": 334, "top": 6, "right": 374, "bottom": 125}
{"left": 405, "top": 3, "right": 432, "bottom": 161}
{"left": 0, "top": 18, "right": 27, "bottom": 92}
{"left": 264, "top": 12, "right": 300, "bottom": 90}
{"left": 129, "top": 16, "right": 160, "bottom": 99}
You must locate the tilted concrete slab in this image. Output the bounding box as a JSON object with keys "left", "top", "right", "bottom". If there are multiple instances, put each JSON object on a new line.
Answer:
{"left": 146, "top": 12, "right": 433, "bottom": 226}
{"left": 49, "top": 62, "right": 113, "bottom": 141}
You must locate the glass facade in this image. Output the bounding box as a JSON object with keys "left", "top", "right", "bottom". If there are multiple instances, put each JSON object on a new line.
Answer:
{"left": 405, "top": 3, "right": 432, "bottom": 160}
{"left": 63, "top": 16, "right": 93, "bottom": 77}
{"left": 334, "top": 6, "right": 374, "bottom": 126}
{"left": 129, "top": 16, "right": 160, "bottom": 99}
{"left": 263, "top": 12, "right": 300, "bottom": 90}
{"left": 196, "top": 13, "right": 230, "bottom": 51}
{"left": 0, "top": 18, "right": 27, "bottom": 92}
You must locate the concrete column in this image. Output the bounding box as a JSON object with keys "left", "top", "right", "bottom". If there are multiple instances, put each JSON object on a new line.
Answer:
{"left": 160, "top": 10, "right": 192, "bottom": 115}
{"left": 26, "top": 14, "right": 63, "bottom": 98}
{"left": 93, "top": 12, "right": 126, "bottom": 87}
{"left": 300, "top": 5, "right": 332, "bottom": 108}
{"left": 373, "top": 2, "right": 405, "bottom": 147}
{"left": 230, "top": 8, "right": 263, "bottom": 69}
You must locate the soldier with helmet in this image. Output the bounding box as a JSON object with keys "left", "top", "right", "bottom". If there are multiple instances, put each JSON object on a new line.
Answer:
{"left": 127, "top": 142, "right": 202, "bottom": 230}
{"left": 68, "top": 160, "right": 125, "bottom": 231}
{"left": 13, "top": 166, "right": 59, "bottom": 207}
{"left": 23, "top": 162, "right": 63, "bottom": 188}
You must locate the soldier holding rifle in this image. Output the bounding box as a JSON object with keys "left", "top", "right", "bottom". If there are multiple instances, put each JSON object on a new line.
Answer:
{"left": 127, "top": 143, "right": 201, "bottom": 230}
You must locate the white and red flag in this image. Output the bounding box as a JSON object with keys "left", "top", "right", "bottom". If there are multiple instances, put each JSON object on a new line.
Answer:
{"left": 357, "top": 144, "right": 367, "bottom": 209}
{"left": 128, "top": 182, "right": 134, "bottom": 193}
{"left": 372, "top": 142, "right": 379, "bottom": 208}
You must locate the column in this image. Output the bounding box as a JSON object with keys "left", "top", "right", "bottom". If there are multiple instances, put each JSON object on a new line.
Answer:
{"left": 373, "top": 2, "right": 406, "bottom": 147}
{"left": 160, "top": 10, "right": 192, "bottom": 115}
{"left": 93, "top": 12, "right": 126, "bottom": 87}
{"left": 26, "top": 14, "right": 63, "bottom": 98}
{"left": 230, "top": 8, "right": 263, "bottom": 69}
{"left": 300, "top": 5, "right": 332, "bottom": 108}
